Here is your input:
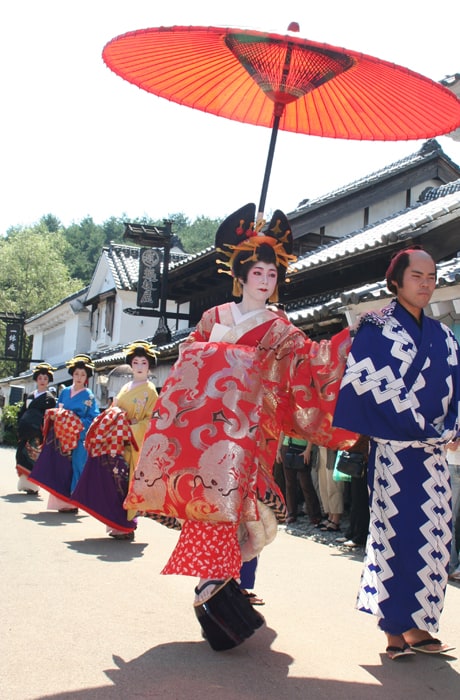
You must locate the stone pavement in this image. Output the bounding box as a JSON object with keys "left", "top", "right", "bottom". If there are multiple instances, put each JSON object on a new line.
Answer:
{"left": 1, "top": 444, "right": 459, "bottom": 700}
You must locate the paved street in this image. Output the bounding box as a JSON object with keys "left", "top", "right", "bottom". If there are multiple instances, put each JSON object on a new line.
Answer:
{"left": 1, "top": 444, "right": 459, "bottom": 700}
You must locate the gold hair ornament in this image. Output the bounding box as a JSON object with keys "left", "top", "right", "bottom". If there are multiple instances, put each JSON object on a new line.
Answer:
{"left": 66, "top": 354, "right": 95, "bottom": 372}
{"left": 217, "top": 229, "right": 296, "bottom": 302}
{"left": 32, "top": 362, "right": 57, "bottom": 380}
{"left": 124, "top": 340, "right": 158, "bottom": 362}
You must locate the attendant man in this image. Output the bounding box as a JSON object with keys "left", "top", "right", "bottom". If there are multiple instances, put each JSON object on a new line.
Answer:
{"left": 334, "top": 247, "right": 459, "bottom": 660}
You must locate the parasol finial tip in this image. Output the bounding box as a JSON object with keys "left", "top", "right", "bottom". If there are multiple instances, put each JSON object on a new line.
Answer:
{"left": 287, "top": 22, "right": 300, "bottom": 32}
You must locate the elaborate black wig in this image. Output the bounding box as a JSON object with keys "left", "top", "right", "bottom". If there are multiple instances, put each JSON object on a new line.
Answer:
{"left": 124, "top": 341, "right": 157, "bottom": 369}
{"left": 66, "top": 354, "right": 95, "bottom": 378}
{"left": 32, "top": 362, "right": 57, "bottom": 382}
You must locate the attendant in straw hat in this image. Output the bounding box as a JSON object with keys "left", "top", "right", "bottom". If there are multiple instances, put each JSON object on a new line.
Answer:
{"left": 15, "top": 362, "right": 57, "bottom": 495}
{"left": 30, "top": 354, "right": 99, "bottom": 513}
{"left": 125, "top": 204, "right": 357, "bottom": 650}
{"left": 72, "top": 341, "right": 158, "bottom": 540}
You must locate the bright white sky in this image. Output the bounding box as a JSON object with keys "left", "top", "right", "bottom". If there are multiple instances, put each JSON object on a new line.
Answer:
{"left": 1, "top": 0, "right": 460, "bottom": 234}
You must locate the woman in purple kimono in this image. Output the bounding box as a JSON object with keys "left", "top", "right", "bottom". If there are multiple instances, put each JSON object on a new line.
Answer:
{"left": 30, "top": 354, "right": 99, "bottom": 513}
{"left": 72, "top": 341, "right": 158, "bottom": 539}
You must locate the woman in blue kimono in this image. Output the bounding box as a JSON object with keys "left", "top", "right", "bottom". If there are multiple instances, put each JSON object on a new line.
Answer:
{"left": 30, "top": 354, "right": 99, "bottom": 513}
{"left": 334, "top": 248, "right": 459, "bottom": 660}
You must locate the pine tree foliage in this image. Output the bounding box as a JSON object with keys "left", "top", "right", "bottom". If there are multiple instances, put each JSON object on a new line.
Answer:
{"left": 0, "top": 211, "right": 222, "bottom": 377}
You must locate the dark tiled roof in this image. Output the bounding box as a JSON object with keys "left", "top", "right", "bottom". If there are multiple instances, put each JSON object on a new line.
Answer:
{"left": 418, "top": 178, "right": 460, "bottom": 202}
{"left": 103, "top": 242, "right": 192, "bottom": 291}
{"left": 290, "top": 139, "right": 458, "bottom": 217}
{"left": 341, "top": 254, "right": 460, "bottom": 302}
{"left": 104, "top": 243, "right": 140, "bottom": 290}
{"left": 160, "top": 251, "right": 460, "bottom": 345}
{"left": 440, "top": 73, "right": 460, "bottom": 95}
{"left": 290, "top": 188, "right": 460, "bottom": 274}
{"left": 437, "top": 255, "right": 460, "bottom": 285}
{"left": 287, "top": 295, "right": 345, "bottom": 325}
{"left": 155, "top": 141, "right": 460, "bottom": 273}
{"left": 92, "top": 326, "right": 191, "bottom": 367}
{"left": 288, "top": 254, "right": 460, "bottom": 324}
{"left": 168, "top": 245, "right": 213, "bottom": 271}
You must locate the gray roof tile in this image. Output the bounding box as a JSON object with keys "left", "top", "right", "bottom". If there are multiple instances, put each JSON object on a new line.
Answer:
{"left": 418, "top": 178, "right": 460, "bottom": 202}
{"left": 103, "top": 242, "right": 192, "bottom": 291}
{"left": 287, "top": 254, "right": 460, "bottom": 323}
{"left": 104, "top": 244, "right": 140, "bottom": 290}
{"left": 290, "top": 189, "right": 460, "bottom": 273}
{"left": 291, "top": 139, "right": 457, "bottom": 216}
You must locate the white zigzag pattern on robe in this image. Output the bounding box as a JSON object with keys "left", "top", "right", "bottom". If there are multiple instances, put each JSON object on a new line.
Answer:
{"left": 340, "top": 357, "right": 416, "bottom": 412}
{"left": 445, "top": 327, "right": 460, "bottom": 368}
{"left": 382, "top": 320, "right": 416, "bottom": 373}
{"left": 356, "top": 444, "right": 403, "bottom": 616}
{"left": 341, "top": 318, "right": 435, "bottom": 413}
{"left": 412, "top": 451, "right": 451, "bottom": 631}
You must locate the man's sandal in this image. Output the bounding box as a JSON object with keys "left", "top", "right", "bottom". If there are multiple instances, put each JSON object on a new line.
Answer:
{"left": 409, "top": 639, "right": 455, "bottom": 654}
{"left": 386, "top": 644, "right": 416, "bottom": 660}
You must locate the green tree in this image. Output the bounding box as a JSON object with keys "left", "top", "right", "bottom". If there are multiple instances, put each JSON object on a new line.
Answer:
{"left": 101, "top": 216, "right": 126, "bottom": 246}
{"left": 40, "top": 213, "right": 62, "bottom": 233}
{"left": 1, "top": 402, "right": 21, "bottom": 445}
{"left": 63, "top": 216, "right": 105, "bottom": 281}
{"left": 166, "top": 213, "right": 222, "bottom": 253}
{"left": 0, "top": 223, "right": 82, "bottom": 377}
{"left": 62, "top": 215, "right": 162, "bottom": 282}
{"left": 60, "top": 213, "right": 221, "bottom": 283}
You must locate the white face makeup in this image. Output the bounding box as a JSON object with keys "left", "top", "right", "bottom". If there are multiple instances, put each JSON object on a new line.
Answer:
{"left": 131, "top": 355, "right": 150, "bottom": 381}
{"left": 239, "top": 261, "right": 278, "bottom": 310}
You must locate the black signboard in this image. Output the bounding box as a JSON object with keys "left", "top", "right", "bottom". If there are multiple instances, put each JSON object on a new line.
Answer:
{"left": 137, "top": 247, "right": 161, "bottom": 309}
{"left": 5, "top": 322, "right": 21, "bottom": 358}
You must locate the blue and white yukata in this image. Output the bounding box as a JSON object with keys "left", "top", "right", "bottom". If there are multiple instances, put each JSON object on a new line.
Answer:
{"left": 333, "top": 299, "right": 460, "bottom": 635}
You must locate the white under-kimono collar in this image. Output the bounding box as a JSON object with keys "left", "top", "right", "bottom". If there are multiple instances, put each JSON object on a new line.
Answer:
{"left": 230, "top": 302, "right": 262, "bottom": 324}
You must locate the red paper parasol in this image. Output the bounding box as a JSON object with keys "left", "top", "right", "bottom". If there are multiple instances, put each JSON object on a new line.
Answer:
{"left": 103, "top": 25, "right": 460, "bottom": 217}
